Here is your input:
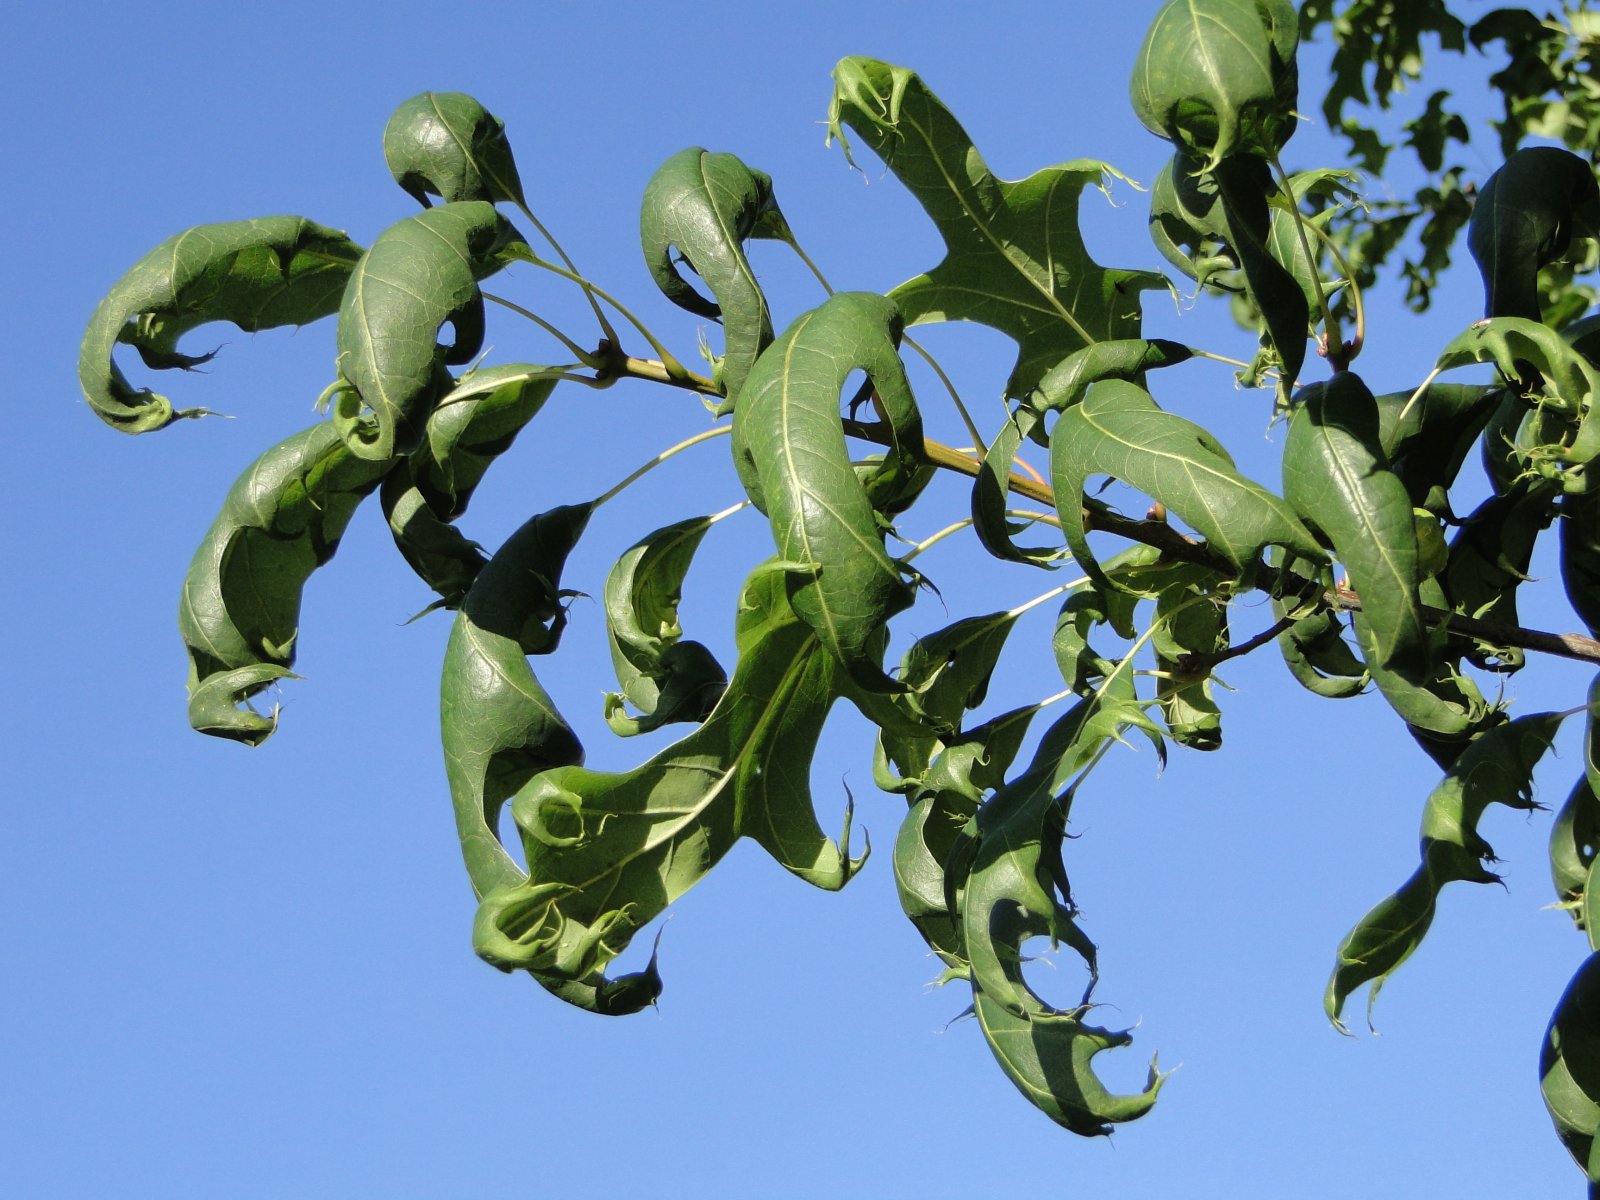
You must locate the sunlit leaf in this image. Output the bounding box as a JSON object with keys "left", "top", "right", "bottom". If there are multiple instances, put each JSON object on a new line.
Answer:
{"left": 383, "top": 92, "right": 526, "bottom": 207}
{"left": 80, "top": 217, "right": 363, "bottom": 433}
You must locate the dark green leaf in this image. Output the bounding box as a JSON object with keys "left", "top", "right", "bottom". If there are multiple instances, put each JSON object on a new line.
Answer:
{"left": 1327, "top": 710, "right": 1570, "bottom": 1029}
{"left": 603, "top": 516, "right": 728, "bottom": 736}
{"left": 1468, "top": 147, "right": 1600, "bottom": 321}
{"left": 1563, "top": 489, "right": 1600, "bottom": 636}
{"left": 1130, "top": 0, "right": 1300, "bottom": 170}
{"left": 381, "top": 364, "right": 562, "bottom": 607}
{"left": 1441, "top": 478, "right": 1560, "bottom": 671}
{"left": 1051, "top": 380, "right": 1322, "bottom": 590}
{"left": 473, "top": 561, "right": 866, "bottom": 1004}
{"left": 1283, "top": 371, "right": 1430, "bottom": 675}
{"left": 383, "top": 92, "right": 526, "bottom": 207}
{"left": 639, "top": 148, "right": 791, "bottom": 408}
{"left": 1541, "top": 951, "right": 1600, "bottom": 1181}
{"left": 731, "top": 293, "right": 922, "bottom": 690}
{"left": 332, "top": 202, "right": 519, "bottom": 461}
{"left": 1372, "top": 381, "right": 1501, "bottom": 516}
{"left": 827, "top": 57, "right": 1164, "bottom": 399}
{"left": 178, "top": 422, "right": 391, "bottom": 745}
{"left": 80, "top": 217, "right": 363, "bottom": 433}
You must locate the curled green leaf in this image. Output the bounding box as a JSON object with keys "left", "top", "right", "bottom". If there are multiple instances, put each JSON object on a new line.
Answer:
{"left": 1051, "top": 379, "right": 1322, "bottom": 591}
{"left": 1563, "top": 489, "right": 1600, "bottom": 636}
{"left": 827, "top": 56, "right": 1163, "bottom": 399}
{"left": 639, "top": 148, "right": 790, "bottom": 407}
{"left": 1440, "top": 477, "right": 1560, "bottom": 671}
{"left": 80, "top": 217, "right": 363, "bottom": 434}
{"left": 732, "top": 293, "right": 922, "bottom": 691}
{"left": 383, "top": 92, "right": 526, "bottom": 207}
{"left": 332, "top": 202, "right": 519, "bottom": 461}
{"left": 382, "top": 364, "right": 562, "bottom": 607}
{"left": 474, "top": 561, "right": 867, "bottom": 1005}
{"left": 1468, "top": 146, "right": 1600, "bottom": 321}
{"left": 1372, "top": 381, "right": 1501, "bottom": 516}
{"left": 603, "top": 516, "right": 728, "bottom": 736}
{"left": 178, "top": 422, "right": 391, "bottom": 745}
{"left": 1541, "top": 951, "right": 1600, "bottom": 1182}
{"left": 1130, "top": 0, "right": 1300, "bottom": 170}
{"left": 1327, "top": 710, "right": 1570, "bottom": 1029}
{"left": 1283, "top": 371, "right": 1430, "bottom": 676}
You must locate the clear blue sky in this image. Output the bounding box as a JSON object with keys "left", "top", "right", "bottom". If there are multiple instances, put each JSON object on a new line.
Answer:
{"left": 7, "top": 2, "right": 1594, "bottom": 1196}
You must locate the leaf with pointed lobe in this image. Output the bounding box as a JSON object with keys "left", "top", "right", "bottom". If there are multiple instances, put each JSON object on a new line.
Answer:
{"left": 80, "top": 217, "right": 363, "bottom": 434}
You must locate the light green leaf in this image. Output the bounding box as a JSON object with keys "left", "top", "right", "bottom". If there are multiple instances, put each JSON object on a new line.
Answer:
{"left": 639, "top": 148, "right": 791, "bottom": 408}
{"left": 332, "top": 202, "right": 519, "bottom": 461}
{"left": 80, "top": 217, "right": 363, "bottom": 433}
{"left": 178, "top": 422, "right": 391, "bottom": 745}
{"left": 381, "top": 364, "right": 562, "bottom": 608}
{"left": 603, "top": 516, "right": 728, "bottom": 736}
{"left": 732, "top": 293, "right": 922, "bottom": 690}
{"left": 473, "top": 561, "right": 866, "bottom": 1004}
{"left": 1130, "top": 0, "right": 1300, "bottom": 170}
{"left": 1051, "top": 380, "right": 1322, "bottom": 590}
{"left": 1327, "top": 710, "right": 1569, "bottom": 1029}
{"left": 1283, "top": 371, "right": 1430, "bottom": 676}
{"left": 827, "top": 57, "right": 1165, "bottom": 399}
{"left": 383, "top": 92, "right": 526, "bottom": 207}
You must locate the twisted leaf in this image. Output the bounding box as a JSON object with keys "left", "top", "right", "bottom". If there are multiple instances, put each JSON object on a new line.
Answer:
{"left": 1051, "top": 380, "right": 1321, "bottom": 590}
{"left": 383, "top": 91, "right": 526, "bottom": 207}
{"left": 1327, "top": 710, "right": 1569, "bottom": 1029}
{"left": 178, "top": 422, "right": 391, "bottom": 745}
{"left": 1372, "top": 381, "right": 1501, "bottom": 516}
{"left": 639, "top": 148, "right": 791, "bottom": 407}
{"left": 603, "top": 516, "right": 728, "bottom": 736}
{"left": 827, "top": 57, "right": 1164, "bottom": 399}
{"left": 1130, "top": 0, "right": 1300, "bottom": 170}
{"left": 1269, "top": 551, "right": 1368, "bottom": 699}
{"left": 1441, "top": 478, "right": 1560, "bottom": 670}
{"left": 1541, "top": 951, "right": 1600, "bottom": 1183}
{"left": 1151, "top": 567, "right": 1229, "bottom": 750}
{"left": 1468, "top": 146, "right": 1600, "bottom": 321}
{"left": 1283, "top": 371, "right": 1429, "bottom": 676}
{"left": 473, "top": 562, "right": 867, "bottom": 1003}
{"left": 80, "top": 217, "right": 363, "bottom": 433}
{"left": 332, "top": 202, "right": 519, "bottom": 461}
{"left": 382, "top": 364, "right": 562, "bottom": 607}
{"left": 731, "top": 293, "right": 921, "bottom": 690}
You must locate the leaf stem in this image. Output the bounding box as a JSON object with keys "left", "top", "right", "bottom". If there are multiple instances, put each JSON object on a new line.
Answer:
{"left": 482, "top": 292, "right": 601, "bottom": 365}
{"left": 513, "top": 201, "right": 621, "bottom": 348}
{"left": 590, "top": 424, "right": 733, "bottom": 508}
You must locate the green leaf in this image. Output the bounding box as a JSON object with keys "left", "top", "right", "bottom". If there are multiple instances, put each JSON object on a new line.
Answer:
{"left": 1327, "top": 710, "right": 1570, "bottom": 1029}
{"left": 80, "top": 217, "right": 363, "bottom": 434}
{"left": 1563, "top": 488, "right": 1600, "bottom": 636}
{"left": 1372, "top": 381, "right": 1501, "bottom": 516}
{"left": 383, "top": 92, "right": 526, "bottom": 207}
{"left": 827, "top": 57, "right": 1164, "bottom": 399}
{"left": 1130, "top": 0, "right": 1300, "bottom": 170}
{"left": 381, "top": 364, "right": 562, "bottom": 608}
{"left": 1541, "top": 951, "right": 1600, "bottom": 1181}
{"left": 178, "top": 422, "right": 391, "bottom": 745}
{"left": 440, "top": 506, "right": 592, "bottom": 903}
{"left": 1151, "top": 567, "right": 1229, "bottom": 750}
{"left": 731, "top": 293, "right": 922, "bottom": 691}
{"left": 1283, "top": 371, "right": 1430, "bottom": 676}
{"left": 1468, "top": 147, "right": 1600, "bottom": 321}
{"left": 602, "top": 516, "right": 728, "bottom": 736}
{"left": 1050, "top": 379, "right": 1322, "bottom": 590}
{"left": 893, "top": 790, "right": 980, "bottom": 969}
{"left": 639, "top": 148, "right": 791, "bottom": 408}
{"left": 474, "top": 561, "right": 866, "bottom": 1005}
{"left": 332, "top": 202, "right": 519, "bottom": 462}
{"left": 1441, "top": 477, "right": 1560, "bottom": 671}
{"left": 1268, "top": 551, "right": 1368, "bottom": 699}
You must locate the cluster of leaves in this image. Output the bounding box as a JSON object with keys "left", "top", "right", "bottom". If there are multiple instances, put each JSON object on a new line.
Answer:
{"left": 74, "top": 0, "right": 1600, "bottom": 1185}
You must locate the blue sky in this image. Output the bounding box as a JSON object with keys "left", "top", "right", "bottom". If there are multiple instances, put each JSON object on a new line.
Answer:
{"left": 7, "top": 2, "right": 1596, "bottom": 1196}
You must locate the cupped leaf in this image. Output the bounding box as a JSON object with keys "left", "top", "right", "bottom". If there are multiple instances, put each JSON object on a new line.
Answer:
{"left": 440, "top": 506, "right": 592, "bottom": 902}
{"left": 1283, "top": 371, "right": 1430, "bottom": 676}
{"left": 731, "top": 293, "right": 922, "bottom": 691}
{"left": 1051, "top": 379, "right": 1322, "bottom": 590}
{"left": 827, "top": 57, "right": 1164, "bottom": 399}
{"left": 332, "top": 202, "right": 519, "bottom": 461}
{"left": 178, "top": 421, "right": 390, "bottom": 745}
{"left": 474, "top": 561, "right": 867, "bottom": 1005}
{"left": 1541, "top": 951, "right": 1600, "bottom": 1182}
{"left": 972, "top": 408, "right": 1064, "bottom": 565}
{"left": 1130, "top": 0, "right": 1300, "bottom": 170}
{"left": 1268, "top": 551, "right": 1368, "bottom": 698}
{"left": 603, "top": 515, "right": 728, "bottom": 736}
{"left": 1468, "top": 146, "right": 1600, "bottom": 321}
{"left": 383, "top": 92, "right": 526, "bottom": 207}
{"left": 639, "top": 148, "right": 791, "bottom": 407}
{"left": 382, "top": 364, "right": 562, "bottom": 607}
{"left": 80, "top": 217, "right": 363, "bottom": 433}
{"left": 1327, "top": 710, "right": 1570, "bottom": 1029}
{"left": 893, "top": 790, "right": 980, "bottom": 969}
